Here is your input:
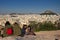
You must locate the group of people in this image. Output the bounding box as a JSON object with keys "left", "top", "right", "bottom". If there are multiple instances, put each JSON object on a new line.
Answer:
{"left": 0, "top": 21, "right": 36, "bottom": 38}
{"left": 20, "top": 25, "right": 36, "bottom": 37}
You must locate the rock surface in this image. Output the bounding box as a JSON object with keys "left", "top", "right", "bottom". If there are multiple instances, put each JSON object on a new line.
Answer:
{"left": 0, "top": 30, "right": 60, "bottom": 40}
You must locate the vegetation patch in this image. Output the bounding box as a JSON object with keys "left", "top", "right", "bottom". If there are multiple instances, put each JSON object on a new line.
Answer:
{"left": 29, "top": 21, "right": 60, "bottom": 32}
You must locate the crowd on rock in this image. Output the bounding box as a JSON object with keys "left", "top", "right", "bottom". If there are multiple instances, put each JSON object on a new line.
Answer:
{"left": 0, "top": 21, "right": 36, "bottom": 38}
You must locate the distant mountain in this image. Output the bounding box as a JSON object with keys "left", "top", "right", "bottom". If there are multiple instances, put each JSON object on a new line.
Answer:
{"left": 0, "top": 10, "right": 59, "bottom": 15}
{"left": 9, "top": 13, "right": 40, "bottom": 15}
{"left": 40, "top": 10, "right": 58, "bottom": 15}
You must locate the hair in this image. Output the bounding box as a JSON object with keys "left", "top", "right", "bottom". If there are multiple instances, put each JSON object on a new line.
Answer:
{"left": 5, "top": 21, "right": 11, "bottom": 26}
{"left": 1, "top": 28, "right": 4, "bottom": 30}
{"left": 22, "top": 25, "right": 27, "bottom": 30}
{"left": 28, "top": 25, "right": 31, "bottom": 31}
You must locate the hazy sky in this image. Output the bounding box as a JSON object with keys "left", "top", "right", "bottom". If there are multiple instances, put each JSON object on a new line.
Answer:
{"left": 0, "top": 0, "right": 60, "bottom": 14}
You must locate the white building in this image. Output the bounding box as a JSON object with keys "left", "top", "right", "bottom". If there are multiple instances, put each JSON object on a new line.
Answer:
{"left": 0, "top": 10, "right": 60, "bottom": 26}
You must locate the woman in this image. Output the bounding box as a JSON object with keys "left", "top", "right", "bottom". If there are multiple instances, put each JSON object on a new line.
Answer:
{"left": 3, "top": 21, "right": 13, "bottom": 37}
{"left": 13, "top": 22, "right": 21, "bottom": 36}
{"left": 26, "top": 25, "right": 36, "bottom": 36}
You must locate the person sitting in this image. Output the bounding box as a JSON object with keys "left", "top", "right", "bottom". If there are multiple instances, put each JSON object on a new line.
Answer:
{"left": 3, "top": 21, "right": 13, "bottom": 37}
{"left": 26, "top": 25, "right": 36, "bottom": 36}
{"left": 20, "top": 25, "right": 27, "bottom": 37}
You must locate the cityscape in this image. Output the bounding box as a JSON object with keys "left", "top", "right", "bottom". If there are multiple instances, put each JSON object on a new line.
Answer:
{"left": 0, "top": 0, "right": 60, "bottom": 40}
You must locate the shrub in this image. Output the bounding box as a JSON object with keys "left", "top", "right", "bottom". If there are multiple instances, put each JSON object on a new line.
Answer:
{"left": 57, "top": 22, "right": 60, "bottom": 30}
{"left": 29, "top": 21, "right": 38, "bottom": 32}
{"left": 29, "top": 21, "right": 57, "bottom": 32}
{"left": 40, "top": 21, "right": 57, "bottom": 31}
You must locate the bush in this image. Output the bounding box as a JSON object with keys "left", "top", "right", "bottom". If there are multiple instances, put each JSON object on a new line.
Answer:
{"left": 29, "top": 21, "right": 57, "bottom": 32}
{"left": 39, "top": 21, "right": 57, "bottom": 31}
{"left": 29, "top": 21, "right": 42, "bottom": 32}
{"left": 29, "top": 21, "right": 38, "bottom": 32}
{"left": 57, "top": 22, "right": 60, "bottom": 30}
{"left": 0, "top": 31, "right": 1, "bottom": 36}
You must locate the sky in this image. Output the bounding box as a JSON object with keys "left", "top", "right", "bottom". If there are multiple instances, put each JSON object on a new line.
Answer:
{"left": 0, "top": 0, "right": 60, "bottom": 14}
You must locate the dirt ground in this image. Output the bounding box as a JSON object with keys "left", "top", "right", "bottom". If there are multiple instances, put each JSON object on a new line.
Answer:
{"left": 0, "top": 30, "right": 60, "bottom": 40}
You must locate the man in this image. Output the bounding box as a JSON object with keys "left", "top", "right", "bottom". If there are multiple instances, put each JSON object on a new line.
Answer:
{"left": 20, "top": 25, "right": 27, "bottom": 37}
